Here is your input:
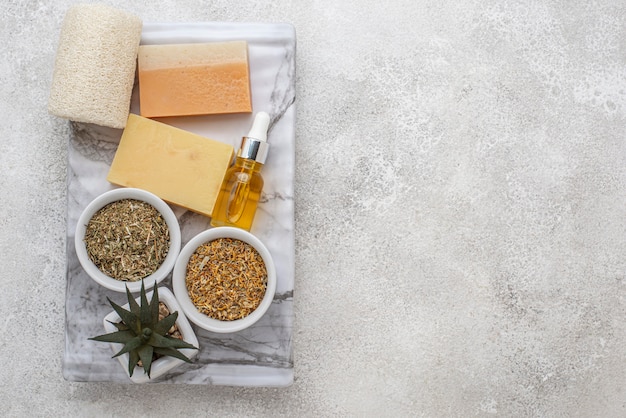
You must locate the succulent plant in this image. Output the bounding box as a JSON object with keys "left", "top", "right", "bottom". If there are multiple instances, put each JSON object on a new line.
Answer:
{"left": 90, "top": 281, "right": 198, "bottom": 378}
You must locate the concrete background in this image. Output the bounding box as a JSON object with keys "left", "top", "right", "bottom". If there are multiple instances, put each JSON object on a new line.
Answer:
{"left": 2, "top": 0, "right": 626, "bottom": 416}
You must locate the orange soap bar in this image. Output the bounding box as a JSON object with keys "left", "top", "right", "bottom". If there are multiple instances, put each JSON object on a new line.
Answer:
{"left": 138, "top": 41, "right": 252, "bottom": 118}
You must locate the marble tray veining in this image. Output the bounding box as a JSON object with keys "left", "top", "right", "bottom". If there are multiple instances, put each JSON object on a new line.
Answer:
{"left": 63, "top": 22, "right": 296, "bottom": 386}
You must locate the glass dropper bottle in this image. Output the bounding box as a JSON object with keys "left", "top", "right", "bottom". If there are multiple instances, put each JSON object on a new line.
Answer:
{"left": 210, "top": 112, "right": 270, "bottom": 231}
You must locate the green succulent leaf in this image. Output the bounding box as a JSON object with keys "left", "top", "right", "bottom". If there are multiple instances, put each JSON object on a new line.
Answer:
{"left": 113, "top": 335, "right": 143, "bottom": 358}
{"left": 148, "top": 332, "right": 198, "bottom": 350}
{"left": 126, "top": 285, "right": 141, "bottom": 318}
{"left": 108, "top": 298, "right": 140, "bottom": 334}
{"left": 138, "top": 345, "right": 154, "bottom": 377}
{"left": 108, "top": 320, "right": 130, "bottom": 332}
{"left": 139, "top": 281, "right": 152, "bottom": 327}
{"left": 153, "top": 312, "right": 178, "bottom": 335}
{"left": 128, "top": 350, "right": 140, "bottom": 377}
{"left": 89, "top": 330, "right": 136, "bottom": 344}
{"left": 154, "top": 347, "right": 194, "bottom": 363}
{"left": 150, "top": 285, "right": 160, "bottom": 325}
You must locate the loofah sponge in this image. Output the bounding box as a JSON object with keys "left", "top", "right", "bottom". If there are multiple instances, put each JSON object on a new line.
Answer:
{"left": 48, "top": 4, "right": 142, "bottom": 129}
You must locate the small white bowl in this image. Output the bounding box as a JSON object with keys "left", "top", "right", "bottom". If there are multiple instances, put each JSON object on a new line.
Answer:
{"left": 172, "top": 227, "right": 276, "bottom": 333}
{"left": 75, "top": 188, "right": 181, "bottom": 293}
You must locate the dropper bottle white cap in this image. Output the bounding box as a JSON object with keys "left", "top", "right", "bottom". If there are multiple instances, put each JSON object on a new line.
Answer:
{"left": 237, "top": 112, "right": 270, "bottom": 164}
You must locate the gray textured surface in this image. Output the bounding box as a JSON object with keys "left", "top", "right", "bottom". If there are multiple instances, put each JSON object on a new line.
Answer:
{"left": 2, "top": 0, "right": 626, "bottom": 416}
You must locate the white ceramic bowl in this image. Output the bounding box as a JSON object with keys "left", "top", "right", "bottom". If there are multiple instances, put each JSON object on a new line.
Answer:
{"left": 172, "top": 227, "right": 276, "bottom": 333}
{"left": 74, "top": 188, "right": 181, "bottom": 293}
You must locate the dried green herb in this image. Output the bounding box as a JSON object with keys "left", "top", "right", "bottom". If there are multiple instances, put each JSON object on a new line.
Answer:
{"left": 84, "top": 198, "right": 170, "bottom": 281}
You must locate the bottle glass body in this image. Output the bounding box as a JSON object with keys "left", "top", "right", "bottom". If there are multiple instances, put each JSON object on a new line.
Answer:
{"left": 210, "top": 157, "right": 264, "bottom": 231}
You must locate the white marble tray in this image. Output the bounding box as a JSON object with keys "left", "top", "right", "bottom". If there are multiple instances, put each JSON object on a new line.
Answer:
{"left": 63, "top": 22, "right": 296, "bottom": 386}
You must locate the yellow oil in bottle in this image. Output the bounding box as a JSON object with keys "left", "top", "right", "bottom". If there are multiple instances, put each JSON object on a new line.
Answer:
{"left": 210, "top": 112, "right": 270, "bottom": 231}
{"left": 210, "top": 158, "right": 264, "bottom": 231}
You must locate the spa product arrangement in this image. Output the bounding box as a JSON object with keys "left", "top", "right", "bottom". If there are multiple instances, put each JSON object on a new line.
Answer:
{"left": 54, "top": 4, "right": 296, "bottom": 386}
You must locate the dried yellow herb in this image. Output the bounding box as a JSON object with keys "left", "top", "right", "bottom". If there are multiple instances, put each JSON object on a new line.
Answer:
{"left": 185, "top": 238, "right": 267, "bottom": 321}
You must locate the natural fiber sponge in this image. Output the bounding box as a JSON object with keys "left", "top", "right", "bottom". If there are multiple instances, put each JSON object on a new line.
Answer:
{"left": 137, "top": 42, "right": 252, "bottom": 118}
{"left": 48, "top": 4, "right": 142, "bottom": 129}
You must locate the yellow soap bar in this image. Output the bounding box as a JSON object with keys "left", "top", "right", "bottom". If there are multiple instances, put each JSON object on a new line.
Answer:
{"left": 107, "top": 114, "right": 234, "bottom": 217}
{"left": 138, "top": 41, "right": 252, "bottom": 118}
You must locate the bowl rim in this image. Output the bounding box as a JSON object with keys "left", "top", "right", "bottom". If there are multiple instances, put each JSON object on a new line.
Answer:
{"left": 74, "top": 187, "right": 181, "bottom": 293}
{"left": 172, "top": 226, "right": 277, "bottom": 333}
